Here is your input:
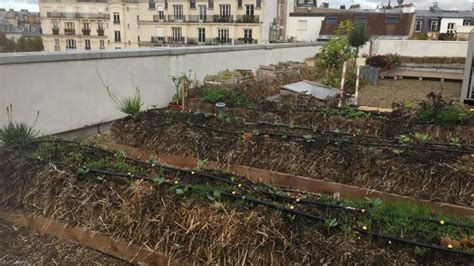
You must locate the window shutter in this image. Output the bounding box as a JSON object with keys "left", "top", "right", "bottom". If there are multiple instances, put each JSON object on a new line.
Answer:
{"left": 238, "top": 0, "right": 242, "bottom": 8}
{"left": 190, "top": 0, "right": 196, "bottom": 9}
{"left": 256, "top": 0, "right": 261, "bottom": 8}
{"left": 209, "top": 0, "right": 214, "bottom": 9}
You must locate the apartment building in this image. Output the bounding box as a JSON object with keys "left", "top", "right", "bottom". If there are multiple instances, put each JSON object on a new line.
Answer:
{"left": 39, "top": 0, "right": 278, "bottom": 52}
{"left": 0, "top": 8, "right": 41, "bottom": 41}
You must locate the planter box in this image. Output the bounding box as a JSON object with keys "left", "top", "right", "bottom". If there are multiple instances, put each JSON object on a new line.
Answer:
{"left": 360, "top": 66, "right": 379, "bottom": 85}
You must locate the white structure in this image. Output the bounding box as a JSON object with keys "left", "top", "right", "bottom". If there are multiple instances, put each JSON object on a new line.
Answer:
{"left": 0, "top": 43, "right": 320, "bottom": 135}
{"left": 440, "top": 18, "right": 465, "bottom": 34}
{"left": 286, "top": 15, "right": 324, "bottom": 42}
{"left": 461, "top": 33, "right": 474, "bottom": 103}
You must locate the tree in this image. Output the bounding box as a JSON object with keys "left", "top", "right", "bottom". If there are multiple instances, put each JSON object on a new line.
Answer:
{"left": 397, "top": 0, "right": 404, "bottom": 6}
{"left": 349, "top": 22, "right": 370, "bottom": 58}
{"left": 0, "top": 33, "right": 16, "bottom": 53}
{"left": 15, "top": 37, "right": 44, "bottom": 52}
{"left": 315, "top": 22, "right": 354, "bottom": 88}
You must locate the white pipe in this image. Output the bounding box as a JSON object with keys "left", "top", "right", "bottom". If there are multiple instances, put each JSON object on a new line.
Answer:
{"left": 354, "top": 66, "right": 361, "bottom": 106}
{"left": 338, "top": 61, "right": 348, "bottom": 108}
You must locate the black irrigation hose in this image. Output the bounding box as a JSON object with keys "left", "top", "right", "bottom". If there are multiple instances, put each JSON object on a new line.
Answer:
{"left": 24, "top": 153, "right": 474, "bottom": 256}
{"left": 220, "top": 192, "right": 474, "bottom": 257}
{"left": 188, "top": 122, "right": 474, "bottom": 154}
{"left": 253, "top": 120, "right": 474, "bottom": 150}
{"left": 26, "top": 140, "right": 474, "bottom": 229}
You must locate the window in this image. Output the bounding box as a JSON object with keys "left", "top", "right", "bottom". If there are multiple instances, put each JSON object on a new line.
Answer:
{"left": 245, "top": 5, "right": 254, "bottom": 16}
{"left": 100, "top": 40, "right": 105, "bottom": 48}
{"left": 190, "top": 0, "right": 196, "bottom": 9}
{"left": 158, "top": 11, "right": 164, "bottom": 20}
{"left": 244, "top": 29, "right": 252, "bottom": 40}
{"left": 173, "top": 5, "right": 183, "bottom": 20}
{"left": 464, "top": 20, "right": 471, "bottom": 26}
{"left": 83, "top": 22, "right": 89, "bottom": 30}
{"left": 149, "top": 0, "right": 155, "bottom": 9}
{"left": 296, "top": 0, "right": 316, "bottom": 6}
{"left": 298, "top": 20, "right": 307, "bottom": 31}
{"left": 385, "top": 17, "right": 399, "bottom": 24}
{"left": 430, "top": 20, "right": 439, "bottom": 31}
{"left": 220, "top": 4, "right": 231, "bottom": 17}
{"left": 325, "top": 17, "right": 337, "bottom": 25}
{"left": 172, "top": 27, "right": 182, "bottom": 41}
{"left": 54, "top": 39, "right": 60, "bottom": 51}
{"left": 415, "top": 20, "right": 423, "bottom": 32}
{"left": 199, "top": 5, "right": 207, "bottom": 21}
{"left": 114, "top": 31, "right": 121, "bottom": 42}
{"left": 354, "top": 16, "right": 368, "bottom": 25}
{"left": 198, "top": 28, "right": 205, "bottom": 42}
{"left": 113, "top": 12, "right": 120, "bottom": 24}
{"left": 52, "top": 21, "right": 59, "bottom": 29}
{"left": 208, "top": 0, "right": 214, "bottom": 9}
{"left": 218, "top": 28, "right": 229, "bottom": 42}
{"left": 85, "top": 39, "right": 91, "bottom": 50}
{"left": 65, "top": 22, "right": 74, "bottom": 29}
{"left": 66, "top": 39, "right": 76, "bottom": 49}
{"left": 447, "top": 23, "right": 455, "bottom": 34}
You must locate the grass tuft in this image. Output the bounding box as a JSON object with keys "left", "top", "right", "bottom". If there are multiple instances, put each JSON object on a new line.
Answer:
{"left": 0, "top": 104, "right": 39, "bottom": 148}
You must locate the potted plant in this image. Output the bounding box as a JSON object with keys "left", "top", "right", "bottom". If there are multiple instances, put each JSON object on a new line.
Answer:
{"left": 168, "top": 91, "right": 183, "bottom": 110}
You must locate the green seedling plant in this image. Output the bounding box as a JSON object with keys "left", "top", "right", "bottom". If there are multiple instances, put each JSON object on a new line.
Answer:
{"left": 413, "top": 132, "right": 429, "bottom": 143}
{"left": 196, "top": 159, "right": 209, "bottom": 171}
{"left": 449, "top": 137, "right": 461, "bottom": 147}
{"left": 396, "top": 134, "right": 411, "bottom": 145}
{"left": 303, "top": 134, "right": 315, "bottom": 143}
{"left": 324, "top": 218, "right": 339, "bottom": 234}
{"left": 0, "top": 105, "right": 39, "bottom": 148}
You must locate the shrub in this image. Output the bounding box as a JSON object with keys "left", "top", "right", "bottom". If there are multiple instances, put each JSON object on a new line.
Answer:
{"left": 366, "top": 53, "right": 401, "bottom": 70}
{"left": 107, "top": 86, "right": 143, "bottom": 116}
{"left": 199, "top": 87, "right": 254, "bottom": 108}
{"left": 0, "top": 105, "right": 39, "bottom": 147}
{"left": 413, "top": 93, "right": 472, "bottom": 124}
{"left": 435, "top": 105, "right": 472, "bottom": 124}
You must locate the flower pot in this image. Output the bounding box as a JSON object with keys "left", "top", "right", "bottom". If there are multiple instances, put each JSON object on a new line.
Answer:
{"left": 168, "top": 102, "right": 182, "bottom": 111}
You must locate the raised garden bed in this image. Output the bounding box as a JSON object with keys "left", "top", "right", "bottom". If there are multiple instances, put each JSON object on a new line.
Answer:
{"left": 256, "top": 62, "right": 306, "bottom": 81}
{"left": 203, "top": 70, "right": 254, "bottom": 86}
{"left": 0, "top": 141, "right": 472, "bottom": 264}
{"left": 110, "top": 109, "right": 474, "bottom": 207}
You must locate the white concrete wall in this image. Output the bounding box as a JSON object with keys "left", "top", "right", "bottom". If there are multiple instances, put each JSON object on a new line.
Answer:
{"left": 286, "top": 16, "right": 324, "bottom": 42}
{"left": 0, "top": 43, "right": 320, "bottom": 135}
{"left": 359, "top": 39, "right": 468, "bottom": 57}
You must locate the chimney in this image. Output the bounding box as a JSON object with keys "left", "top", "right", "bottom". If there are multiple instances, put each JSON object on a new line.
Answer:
{"left": 433, "top": 1, "right": 439, "bottom": 8}
{"left": 322, "top": 2, "right": 329, "bottom": 8}
{"left": 340, "top": 5, "right": 346, "bottom": 9}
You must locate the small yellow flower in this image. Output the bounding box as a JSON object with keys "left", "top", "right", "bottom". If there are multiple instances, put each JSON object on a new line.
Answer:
{"left": 439, "top": 220, "right": 445, "bottom": 225}
{"left": 237, "top": 184, "right": 242, "bottom": 188}
{"left": 361, "top": 209, "right": 366, "bottom": 213}
{"left": 296, "top": 198, "right": 301, "bottom": 202}
{"left": 128, "top": 172, "right": 132, "bottom": 176}
{"left": 174, "top": 180, "right": 179, "bottom": 185}
{"left": 151, "top": 164, "right": 156, "bottom": 167}
{"left": 289, "top": 205, "right": 295, "bottom": 210}
{"left": 362, "top": 225, "right": 368, "bottom": 230}
{"left": 191, "top": 171, "right": 195, "bottom": 175}
{"left": 232, "top": 191, "right": 236, "bottom": 195}
{"left": 447, "top": 244, "right": 453, "bottom": 249}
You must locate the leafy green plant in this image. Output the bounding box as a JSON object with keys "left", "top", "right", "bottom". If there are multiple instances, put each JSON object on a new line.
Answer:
{"left": 349, "top": 21, "right": 370, "bottom": 57}
{"left": 324, "top": 218, "right": 338, "bottom": 234}
{"left": 435, "top": 105, "right": 472, "bottom": 124}
{"left": 0, "top": 105, "right": 39, "bottom": 148}
{"left": 196, "top": 159, "right": 209, "bottom": 171}
{"left": 413, "top": 133, "right": 429, "bottom": 143}
{"left": 449, "top": 137, "right": 461, "bottom": 147}
{"left": 303, "top": 134, "right": 315, "bottom": 143}
{"left": 396, "top": 134, "right": 411, "bottom": 144}
{"left": 199, "top": 86, "right": 254, "bottom": 108}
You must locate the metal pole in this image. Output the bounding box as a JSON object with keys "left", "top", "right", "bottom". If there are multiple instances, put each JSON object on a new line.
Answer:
{"left": 338, "top": 61, "right": 348, "bottom": 108}
{"left": 354, "top": 66, "right": 361, "bottom": 106}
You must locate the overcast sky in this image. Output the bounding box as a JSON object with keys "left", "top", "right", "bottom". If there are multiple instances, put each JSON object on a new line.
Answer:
{"left": 0, "top": 0, "right": 472, "bottom": 12}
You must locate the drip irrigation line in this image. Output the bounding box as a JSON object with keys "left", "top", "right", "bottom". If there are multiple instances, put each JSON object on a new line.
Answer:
{"left": 252, "top": 121, "right": 474, "bottom": 150}
{"left": 220, "top": 192, "right": 474, "bottom": 257}
{"left": 25, "top": 140, "right": 474, "bottom": 229}
{"left": 187, "top": 123, "right": 474, "bottom": 154}
{"left": 24, "top": 154, "right": 474, "bottom": 256}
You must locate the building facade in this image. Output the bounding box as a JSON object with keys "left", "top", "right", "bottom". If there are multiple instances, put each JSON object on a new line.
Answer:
{"left": 39, "top": 0, "right": 279, "bottom": 52}
{"left": 415, "top": 2, "right": 473, "bottom": 38}
{"left": 0, "top": 8, "right": 41, "bottom": 41}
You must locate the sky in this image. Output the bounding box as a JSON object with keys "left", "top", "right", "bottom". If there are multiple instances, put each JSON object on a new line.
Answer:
{"left": 0, "top": 0, "right": 472, "bottom": 12}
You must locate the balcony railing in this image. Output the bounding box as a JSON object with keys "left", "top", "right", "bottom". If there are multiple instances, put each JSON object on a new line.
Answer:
{"left": 236, "top": 15, "right": 259, "bottom": 23}
{"left": 166, "top": 36, "right": 185, "bottom": 44}
{"left": 213, "top": 15, "right": 233, "bottom": 23}
{"left": 97, "top": 28, "right": 104, "bottom": 36}
{"left": 64, "top": 28, "right": 75, "bottom": 35}
{"left": 66, "top": 46, "right": 77, "bottom": 50}
{"left": 213, "top": 38, "right": 232, "bottom": 45}
{"left": 167, "top": 15, "right": 186, "bottom": 22}
{"left": 46, "top": 12, "right": 109, "bottom": 19}
{"left": 188, "top": 15, "right": 210, "bottom": 23}
{"left": 52, "top": 27, "right": 59, "bottom": 35}
{"left": 235, "top": 38, "right": 257, "bottom": 45}
{"left": 82, "top": 29, "right": 91, "bottom": 35}
{"left": 54, "top": 45, "right": 60, "bottom": 51}
{"left": 153, "top": 15, "right": 165, "bottom": 22}
{"left": 151, "top": 36, "right": 165, "bottom": 43}
{"left": 187, "top": 37, "right": 213, "bottom": 45}
{"left": 85, "top": 46, "right": 91, "bottom": 50}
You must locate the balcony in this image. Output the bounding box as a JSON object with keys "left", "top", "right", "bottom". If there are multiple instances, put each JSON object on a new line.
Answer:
{"left": 235, "top": 38, "right": 257, "bottom": 45}
{"left": 85, "top": 46, "right": 91, "bottom": 50}
{"left": 213, "top": 38, "right": 232, "bottom": 45}
{"left": 46, "top": 12, "right": 109, "bottom": 19}
{"left": 97, "top": 28, "right": 104, "bottom": 36}
{"left": 153, "top": 15, "right": 165, "bottom": 22}
{"left": 82, "top": 29, "right": 91, "bottom": 36}
{"left": 64, "top": 28, "right": 76, "bottom": 35}
{"left": 213, "top": 15, "right": 233, "bottom": 23}
{"left": 66, "top": 46, "right": 76, "bottom": 50}
{"left": 236, "top": 15, "right": 259, "bottom": 23}
{"left": 167, "top": 15, "right": 186, "bottom": 22}
{"left": 52, "top": 27, "right": 60, "bottom": 35}
{"left": 188, "top": 15, "right": 210, "bottom": 23}
{"left": 187, "top": 37, "right": 213, "bottom": 45}
{"left": 151, "top": 36, "right": 165, "bottom": 44}
{"left": 166, "top": 36, "right": 185, "bottom": 44}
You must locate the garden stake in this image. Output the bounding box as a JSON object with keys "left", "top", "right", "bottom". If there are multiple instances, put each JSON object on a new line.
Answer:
{"left": 354, "top": 66, "right": 361, "bottom": 106}
{"left": 338, "top": 61, "right": 347, "bottom": 107}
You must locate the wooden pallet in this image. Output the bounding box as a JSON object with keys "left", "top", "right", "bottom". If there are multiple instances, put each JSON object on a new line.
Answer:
{"left": 381, "top": 68, "right": 464, "bottom": 82}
